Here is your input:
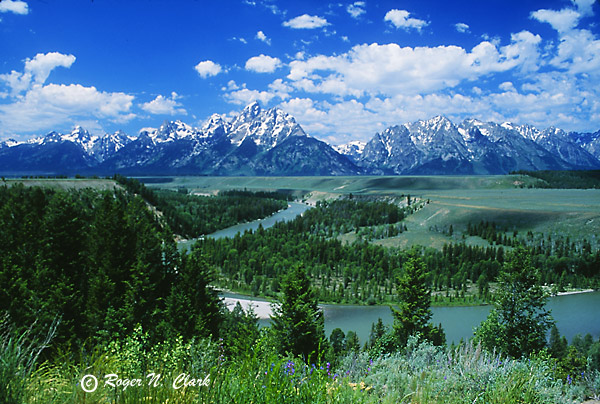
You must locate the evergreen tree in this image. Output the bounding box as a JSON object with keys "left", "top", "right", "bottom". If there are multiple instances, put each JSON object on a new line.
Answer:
{"left": 271, "top": 265, "right": 326, "bottom": 361}
{"left": 221, "top": 302, "right": 260, "bottom": 357}
{"left": 475, "top": 247, "right": 554, "bottom": 357}
{"left": 367, "top": 318, "right": 387, "bottom": 349}
{"left": 329, "top": 328, "right": 345, "bottom": 356}
{"left": 549, "top": 324, "right": 567, "bottom": 359}
{"left": 344, "top": 331, "right": 360, "bottom": 354}
{"left": 165, "top": 250, "right": 223, "bottom": 340}
{"left": 392, "top": 253, "right": 445, "bottom": 347}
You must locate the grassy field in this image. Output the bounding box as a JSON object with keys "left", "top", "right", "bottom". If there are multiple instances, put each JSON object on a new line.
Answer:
{"left": 138, "top": 174, "right": 540, "bottom": 194}
{"left": 143, "top": 175, "right": 600, "bottom": 250}
{"left": 3, "top": 177, "right": 120, "bottom": 191}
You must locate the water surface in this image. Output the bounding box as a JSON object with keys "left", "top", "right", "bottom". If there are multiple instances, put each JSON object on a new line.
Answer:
{"left": 178, "top": 202, "right": 310, "bottom": 251}
{"left": 250, "top": 291, "right": 600, "bottom": 345}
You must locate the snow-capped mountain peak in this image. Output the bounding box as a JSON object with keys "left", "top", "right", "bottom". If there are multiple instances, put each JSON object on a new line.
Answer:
{"left": 1, "top": 102, "right": 599, "bottom": 176}
{"left": 228, "top": 104, "right": 306, "bottom": 148}
{"left": 151, "top": 120, "right": 196, "bottom": 143}
{"left": 502, "top": 123, "right": 542, "bottom": 141}
{"left": 334, "top": 140, "right": 366, "bottom": 155}
{"left": 333, "top": 140, "right": 366, "bottom": 163}
{"left": 234, "top": 101, "right": 262, "bottom": 124}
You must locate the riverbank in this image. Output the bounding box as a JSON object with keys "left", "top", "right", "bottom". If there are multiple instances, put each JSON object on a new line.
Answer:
{"left": 221, "top": 287, "right": 598, "bottom": 316}
{"left": 222, "top": 296, "right": 275, "bottom": 319}
{"left": 554, "top": 288, "right": 596, "bottom": 296}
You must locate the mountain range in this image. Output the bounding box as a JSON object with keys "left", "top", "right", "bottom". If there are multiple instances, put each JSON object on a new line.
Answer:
{"left": 1, "top": 101, "right": 599, "bottom": 176}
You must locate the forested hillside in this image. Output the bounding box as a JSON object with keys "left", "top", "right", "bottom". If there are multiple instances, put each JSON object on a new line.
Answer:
{"left": 115, "top": 175, "right": 290, "bottom": 237}
{"left": 0, "top": 183, "right": 223, "bottom": 350}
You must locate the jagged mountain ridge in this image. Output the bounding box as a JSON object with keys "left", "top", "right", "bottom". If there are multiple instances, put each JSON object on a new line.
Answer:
{"left": 0, "top": 103, "right": 599, "bottom": 176}
{"left": 355, "top": 116, "right": 600, "bottom": 174}
{"left": 0, "top": 102, "right": 361, "bottom": 175}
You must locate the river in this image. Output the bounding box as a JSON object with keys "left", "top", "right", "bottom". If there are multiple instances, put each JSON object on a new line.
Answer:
{"left": 224, "top": 291, "right": 600, "bottom": 346}
{"left": 318, "top": 291, "right": 600, "bottom": 345}
{"left": 177, "top": 201, "right": 311, "bottom": 251}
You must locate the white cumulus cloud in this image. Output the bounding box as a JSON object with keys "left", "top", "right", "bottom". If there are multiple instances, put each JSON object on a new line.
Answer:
{"left": 0, "top": 83, "right": 135, "bottom": 135}
{"left": 0, "top": 52, "right": 136, "bottom": 138}
{"left": 384, "top": 9, "right": 429, "bottom": 32}
{"left": 0, "top": 0, "right": 29, "bottom": 15}
{"left": 1, "top": 52, "right": 76, "bottom": 96}
{"left": 347, "top": 2, "right": 366, "bottom": 19}
{"left": 531, "top": 8, "right": 581, "bottom": 33}
{"left": 225, "top": 87, "right": 277, "bottom": 106}
{"left": 572, "top": 0, "right": 595, "bottom": 16}
{"left": 245, "top": 54, "right": 282, "bottom": 73}
{"left": 283, "top": 14, "right": 329, "bottom": 29}
{"left": 531, "top": 3, "right": 600, "bottom": 76}
{"left": 455, "top": 23, "right": 470, "bottom": 33}
{"left": 256, "top": 30, "right": 271, "bottom": 45}
{"left": 194, "top": 60, "right": 222, "bottom": 78}
{"left": 141, "top": 92, "right": 187, "bottom": 115}
{"left": 287, "top": 38, "right": 539, "bottom": 98}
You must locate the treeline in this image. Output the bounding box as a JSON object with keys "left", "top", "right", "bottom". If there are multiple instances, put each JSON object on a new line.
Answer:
{"left": 114, "top": 175, "right": 289, "bottom": 238}
{"left": 512, "top": 169, "right": 600, "bottom": 189}
{"left": 294, "top": 199, "right": 406, "bottom": 236}
{"left": 467, "top": 220, "right": 519, "bottom": 246}
{"left": 0, "top": 184, "right": 227, "bottom": 351}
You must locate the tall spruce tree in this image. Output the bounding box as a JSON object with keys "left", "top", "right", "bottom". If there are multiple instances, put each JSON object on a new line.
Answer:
{"left": 475, "top": 247, "right": 553, "bottom": 357}
{"left": 392, "top": 253, "right": 445, "bottom": 348}
{"left": 165, "top": 249, "right": 223, "bottom": 340}
{"left": 271, "top": 265, "right": 326, "bottom": 361}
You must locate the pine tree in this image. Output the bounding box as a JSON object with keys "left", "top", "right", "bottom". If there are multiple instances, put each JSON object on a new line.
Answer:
{"left": 344, "top": 331, "right": 360, "bottom": 354}
{"left": 475, "top": 247, "right": 553, "bottom": 357}
{"left": 329, "top": 328, "right": 345, "bottom": 355}
{"left": 368, "top": 318, "right": 387, "bottom": 349}
{"left": 221, "top": 302, "right": 260, "bottom": 357}
{"left": 271, "top": 265, "right": 326, "bottom": 361}
{"left": 392, "top": 253, "right": 445, "bottom": 347}
{"left": 549, "top": 324, "right": 567, "bottom": 359}
{"left": 165, "top": 250, "right": 223, "bottom": 340}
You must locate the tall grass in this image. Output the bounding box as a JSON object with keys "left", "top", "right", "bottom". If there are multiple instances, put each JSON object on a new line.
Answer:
{"left": 0, "top": 315, "right": 57, "bottom": 404}
{"left": 3, "top": 326, "right": 597, "bottom": 404}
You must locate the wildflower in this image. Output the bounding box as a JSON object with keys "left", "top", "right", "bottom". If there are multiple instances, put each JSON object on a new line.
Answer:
{"left": 349, "top": 381, "right": 372, "bottom": 392}
{"left": 566, "top": 375, "right": 572, "bottom": 385}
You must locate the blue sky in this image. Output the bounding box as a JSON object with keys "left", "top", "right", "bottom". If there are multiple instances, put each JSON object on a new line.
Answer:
{"left": 1, "top": 0, "right": 599, "bottom": 144}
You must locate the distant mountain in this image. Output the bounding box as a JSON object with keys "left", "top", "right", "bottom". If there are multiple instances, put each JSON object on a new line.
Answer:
{"left": 343, "top": 117, "right": 600, "bottom": 175}
{"left": 569, "top": 130, "right": 600, "bottom": 161}
{"left": 1, "top": 103, "right": 599, "bottom": 176}
{"left": 333, "top": 141, "right": 365, "bottom": 163}
{"left": 0, "top": 102, "right": 358, "bottom": 176}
